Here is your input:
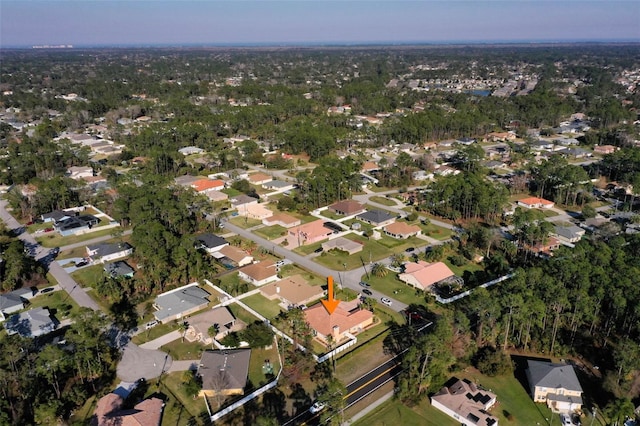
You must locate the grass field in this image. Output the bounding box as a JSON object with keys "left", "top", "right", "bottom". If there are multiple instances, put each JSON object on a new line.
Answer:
{"left": 418, "top": 222, "right": 453, "bottom": 241}
{"left": 370, "top": 196, "right": 398, "bottom": 207}
{"left": 254, "top": 224, "right": 287, "bottom": 240}
{"left": 228, "top": 217, "right": 263, "bottom": 229}
{"left": 248, "top": 344, "right": 281, "bottom": 389}
{"left": 241, "top": 293, "right": 283, "bottom": 320}
{"left": 161, "top": 339, "right": 205, "bottom": 361}
{"left": 365, "top": 273, "right": 425, "bottom": 306}
{"left": 23, "top": 288, "right": 81, "bottom": 319}
{"left": 36, "top": 227, "right": 122, "bottom": 248}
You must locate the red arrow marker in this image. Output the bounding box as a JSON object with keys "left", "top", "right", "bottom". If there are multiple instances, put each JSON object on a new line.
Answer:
{"left": 321, "top": 275, "right": 340, "bottom": 315}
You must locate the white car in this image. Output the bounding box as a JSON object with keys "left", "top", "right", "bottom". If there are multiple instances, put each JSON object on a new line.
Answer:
{"left": 560, "top": 414, "right": 572, "bottom": 426}
{"left": 380, "top": 297, "right": 392, "bottom": 306}
{"left": 309, "top": 402, "right": 325, "bottom": 414}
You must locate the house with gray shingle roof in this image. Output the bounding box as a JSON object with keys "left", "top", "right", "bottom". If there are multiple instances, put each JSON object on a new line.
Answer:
{"left": 104, "top": 261, "right": 135, "bottom": 278}
{"left": 356, "top": 209, "right": 396, "bottom": 227}
{"left": 526, "top": 360, "right": 583, "bottom": 413}
{"left": 553, "top": 225, "right": 585, "bottom": 244}
{"left": 4, "top": 307, "right": 57, "bottom": 337}
{"left": 198, "top": 349, "right": 251, "bottom": 397}
{"left": 86, "top": 242, "right": 133, "bottom": 264}
{"left": 153, "top": 283, "right": 210, "bottom": 324}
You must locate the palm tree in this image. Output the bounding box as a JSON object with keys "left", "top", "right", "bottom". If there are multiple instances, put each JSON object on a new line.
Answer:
{"left": 178, "top": 321, "right": 189, "bottom": 343}
{"left": 371, "top": 263, "right": 388, "bottom": 278}
{"left": 208, "top": 324, "right": 220, "bottom": 349}
{"left": 390, "top": 253, "right": 407, "bottom": 268}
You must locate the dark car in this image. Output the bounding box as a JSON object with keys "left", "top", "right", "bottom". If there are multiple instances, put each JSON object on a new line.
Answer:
{"left": 314, "top": 246, "right": 324, "bottom": 253}
{"left": 405, "top": 247, "right": 415, "bottom": 253}
{"left": 362, "top": 289, "right": 373, "bottom": 296}
{"left": 359, "top": 281, "right": 370, "bottom": 288}
{"left": 75, "top": 260, "right": 87, "bottom": 267}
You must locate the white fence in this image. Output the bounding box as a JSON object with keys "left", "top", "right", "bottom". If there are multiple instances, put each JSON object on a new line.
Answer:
{"left": 434, "top": 273, "right": 515, "bottom": 304}
{"left": 316, "top": 333, "right": 357, "bottom": 363}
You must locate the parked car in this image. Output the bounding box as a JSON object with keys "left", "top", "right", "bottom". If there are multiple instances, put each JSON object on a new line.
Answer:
{"left": 405, "top": 247, "right": 415, "bottom": 253}
{"left": 380, "top": 297, "right": 392, "bottom": 306}
{"left": 75, "top": 260, "right": 87, "bottom": 267}
{"left": 314, "top": 246, "right": 324, "bottom": 253}
{"left": 309, "top": 402, "right": 325, "bottom": 414}
{"left": 145, "top": 320, "right": 159, "bottom": 330}
{"left": 359, "top": 281, "right": 370, "bottom": 288}
{"left": 560, "top": 414, "right": 572, "bottom": 426}
{"left": 362, "top": 289, "right": 373, "bottom": 296}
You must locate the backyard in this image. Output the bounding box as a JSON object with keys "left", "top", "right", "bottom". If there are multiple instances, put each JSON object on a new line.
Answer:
{"left": 36, "top": 227, "right": 122, "bottom": 248}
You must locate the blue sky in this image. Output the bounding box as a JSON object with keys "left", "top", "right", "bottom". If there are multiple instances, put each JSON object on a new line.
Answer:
{"left": 1, "top": 1, "right": 639, "bottom": 47}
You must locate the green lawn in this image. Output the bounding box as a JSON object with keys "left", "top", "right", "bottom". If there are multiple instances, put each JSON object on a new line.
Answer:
{"left": 132, "top": 321, "right": 181, "bottom": 345}
{"left": 418, "top": 223, "right": 453, "bottom": 241}
{"left": 320, "top": 210, "right": 343, "bottom": 220}
{"left": 161, "top": 339, "right": 206, "bottom": 361}
{"left": 70, "top": 264, "right": 105, "bottom": 287}
{"left": 370, "top": 196, "right": 398, "bottom": 207}
{"left": 222, "top": 187, "right": 242, "bottom": 197}
{"left": 254, "top": 224, "right": 287, "bottom": 240}
{"left": 228, "top": 217, "right": 263, "bottom": 229}
{"left": 227, "top": 303, "right": 261, "bottom": 325}
{"left": 23, "top": 289, "right": 81, "bottom": 319}
{"left": 293, "top": 241, "right": 326, "bottom": 255}
{"left": 365, "top": 273, "right": 426, "bottom": 306}
{"left": 36, "top": 227, "right": 123, "bottom": 248}
{"left": 156, "top": 372, "right": 208, "bottom": 425}
{"left": 354, "top": 371, "right": 551, "bottom": 426}
{"left": 241, "top": 293, "right": 283, "bottom": 320}
{"left": 248, "top": 344, "right": 281, "bottom": 389}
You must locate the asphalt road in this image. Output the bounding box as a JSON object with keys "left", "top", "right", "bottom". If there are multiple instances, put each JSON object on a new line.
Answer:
{"left": 223, "top": 221, "right": 409, "bottom": 312}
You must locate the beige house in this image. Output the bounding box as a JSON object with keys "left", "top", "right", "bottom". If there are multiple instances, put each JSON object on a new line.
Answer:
{"left": 262, "top": 212, "right": 301, "bottom": 228}
{"left": 216, "top": 245, "right": 254, "bottom": 267}
{"left": 384, "top": 222, "right": 421, "bottom": 239}
{"left": 260, "top": 275, "right": 324, "bottom": 308}
{"left": 321, "top": 236, "right": 363, "bottom": 255}
{"left": 527, "top": 360, "right": 583, "bottom": 413}
{"left": 248, "top": 172, "right": 272, "bottom": 185}
{"left": 238, "top": 261, "right": 279, "bottom": 286}
{"left": 399, "top": 261, "right": 456, "bottom": 291}
{"left": 185, "top": 306, "right": 243, "bottom": 345}
{"left": 236, "top": 203, "right": 273, "bottom": 220}
{"left": 304, "top": 300, "right": 374, "bottom": 346}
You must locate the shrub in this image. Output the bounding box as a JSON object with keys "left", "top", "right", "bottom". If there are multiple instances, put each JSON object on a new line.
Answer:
{"left": 474, "top": 346, "right": 512, "bottom": 376}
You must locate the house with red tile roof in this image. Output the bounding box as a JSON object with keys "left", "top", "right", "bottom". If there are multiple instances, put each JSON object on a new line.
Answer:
{"left": 329, "top": 200, "right": 366, "bottom": 216}
{"left": 191, "top": 179, "right": 225, "bottom": 193}
{"left": 92, "top": 394, "right": 164, "bottom": 426}
{"left": 304, "top": 300, "right": 374, "bottom": 346}
{"left": 248, "top": 172, "right": 272, "bottom": 185}
{"left": 384, "top": 222, "right": 422, "bottom": 239}
{"left": 517, "top": 197, "right": 555, "bottom": 209}
{"left": 398, "top": 261, "right": 456, "bottom": 291}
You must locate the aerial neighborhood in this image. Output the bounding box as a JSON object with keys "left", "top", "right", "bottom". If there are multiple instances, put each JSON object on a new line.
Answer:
{"left": 0, "top": 43, "right": 639, "bottom": 426}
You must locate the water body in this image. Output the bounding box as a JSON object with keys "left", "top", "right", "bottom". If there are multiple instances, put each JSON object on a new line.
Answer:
{"left": 464, "top": 89, "right": 491, "bottom": 97}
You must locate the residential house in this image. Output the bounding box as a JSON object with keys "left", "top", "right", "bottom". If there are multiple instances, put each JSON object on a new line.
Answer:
{"left": 328, "top": 200, "right": 366, "bottom": 216}
{"left": 248, "top": 172, "right": 272, "bottom": 185}
{"left": 54, "top": 215, "right": 100, "bottom": 236}
{"left": 236, "top": 203, "right": 273, "bottom": 220}
{"left": 215, "top": 245, "right": 254, "bottom": 267}
{"left": 517, "top": 197, "right": 555, "bottom": 209}
{"left": 230, "top": 194, "right": 259, "bottom": 210}
{"left": 456, "top": 137, "right": 477, "bottom": 145}
{"left": 194, "top": 234, "right": 229, "bottom": 254}
{"left": 191, "top": 178, "right": 225, "bottom": 193}
{"left": 527, "top": 237, "right": 561, "bottom": 257}
{"left": 527, "top": 360, "right": 583, "bottom": 413}
{"left": 399, "top": 261, "right": 457, "bottom": 291}
{"left": 67, "top": 166, "right": 94, "bottom": 180}
{"left": 361, "top": 161, "right": 379, "bottom": 173}
{"left": 4, "top": 307, "right": 57, "bottom": 337}
{"left": 262, "top": 180, "right": 295, "bottom": 192}
{"left": 321, "top": 236, "right": 363, "bottom": 255}
{"left": 86, "top": 242, "right": 133, "bottom": 263}
{"left": 485, "top": 131, "right": 516, "bottom": 142}
{"left": 92, "top": 394, "right": 164, "bottom": 426}
{"left": 431, "top": 377, "right": 498, "bottom": 426}
{"left": 178, "top": 146, "right": 205, "bottom": 156}
{"left": 412, "top": 170, "right": 434, "bottom": 181}
{"left": 0, "top": 287, "right": 36, "bottom": 317}
{"left": 288, "top": 220, "right": 335, "bottom": 246}
{"left": 260, "top": 275, "right": 324, "bottom": 309}
{"left": 205, "top": 190, "right": 229, "bottom": 202}
{"left": 104, "top": 261, "right": 135, "bottom": 278}
{"left": 174, "top": 175, "right": 200, "bottom": 188}
{"left": 238, "top": 261, "right": 279, "bottom": 286}
{"left": 41, "top": 209, "right": 74, "bottom": 223}
{"left": 553, "top": 225, "right": 585, "bottom": 244}
{"left": 262, "top": 212, "right": 301, "bottom": 228}
{"left": 153, "top": 283, "right": 210, "bottom": 324}
{"left": 304, "top": 300, "right": 373, "bottom": 346}
{"left": 531, "top": 140, "right": 556, "bottom": 151}
{"left": 433, "top": 165, "right": 460, "bottom": 177}
{"left": 185, "top": 306, "right": 241, "bottom": 344}
{"left": 593, "top": 145, "right": 617, "bottom": 155}
{"left": 384, "top": 222, "right": 421, "bottom": 239}
{"left": 356, "top": 210, "right": 396, "bottom": 227}
{"left": 198, "top": 349, "right": 252, "bottom": 396}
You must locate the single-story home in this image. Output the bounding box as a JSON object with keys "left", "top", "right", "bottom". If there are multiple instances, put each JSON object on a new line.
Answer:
{"left": 248, "top": 172, "right": 272, "bottom": 185}
{"left": 262, "top": 180, "right": 295, "bottom": 192}
{"left": 356, "top": 209, "right": 396, "bottom": 227}
{"left": 215, "top": 245, "right": 254, "bottom": 267}
{"left": 321, "top": 236, "right": 363, "bottom": 255}
{"left": 54, "top": 215, "right": 100, "bottom": 236}
{"left": 178, "top": 146, "right": 205, "bottom": 156}
{"left": 205, "top": 190, "right": 229, "bottom": 202}
{"left": 399, "top": 261, "right": 456, "bottom": 291}
{"left": 384, "top": 222, "right": 421, "bottom": 239}
{"left": 593, "top": 145, "right": 617, "bottom": 155}
{"left": 153, "top": 283, "right": 210, "bottom": 324}
{"left": 4, "top": 307, "right": 57, "bottom": 338}
{"left": 86, "top": 242, "right": 133, "bottom": 264}
{"left": 553, "top": 225, "right": 585, "bottom": 244}
{"left": 41, "top": 209, "right": 74, "bottom": 223}
{"left": 527, "top": 360, "right": 583, "bottom": 413}
{"left": 262, "top": 212, "right": 301, "bottom": 228}
{"left": 92, "top": 394, "right": 164, "bottom": 426}
{"left": 260, "top": 275, "right": 325, "bottom": 308}
{"left": 0, "top": 287, "right": 36, "bottom": 316}
{"left": 526, "top": 237, "right": 561, "bottom": 256}
{"left": 517, "top": 197, "right": 555, "bottom": 209}
{"left": 191, "top": 178, "right": 225, "bottom": 193}
{"left": 304, "top": 299, "right": 373, "bottom": 346}
{"left": 236, "top": 203, "right": 273, "bottom": 220}
{"left": 198, "top": 349, "right": 252, "bottom": 397}
{"left": 185, "top": 306, "right": 242, "bottom": 344}
{"left": 67, "top": 166, "right": 94, "bottom": 180}
{"left": 104, "top": 261, "right": 135, "bottom": 278}
{"left": 328, "top": 200, "right": 366, "bottom": 216}
{"left": 174, "top": 175, "right": 200, "bottom": 187}
{"left": 194, "top": 234, "right": 229, "bottom": 254}
{"left": 431, "top": 377, "right": 498, "bottom": 426}
{"left": 361, "top": 161, "right": 379, "bottom": 173}
{"left": 230, "top": 194, "right": 259, "bottom": 209}
{"left": 238, "top": 261, "right": 279, "bottom": 286}
{"left": 288, "top": 220, "right": 335, "bottom": 246}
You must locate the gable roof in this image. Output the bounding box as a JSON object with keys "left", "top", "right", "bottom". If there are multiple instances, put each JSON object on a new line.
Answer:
{"left": 329, "top": 200, "right": 365, "bottom": 215}
{"left": 0, "top": 292, "right": 24, "bottom": 312}
{"left": 357, "top": 209, "right": 395, "bottom": 224}
{"left": 400, "top": 261, "right": 455, "bottom": 289}
{"left": 248, "top": 172, "right": 272, "bottom": 183}
{"left": 87, "top": 242, "right": 133, "bottom": 257}
{"left": 239, "top": 261, "right": 277, "bottom": 281}
{"left": 191, "top": 179, "right": 224, "bottom": 192}
{"left": 104, "top": 261, "right": 135, "bottom": 277}
{"left": 527, "top": 360, "right": 583, "bottom": 392}
{"left": 4, "top": 307, "right": 56, "bottom": 337}
{"left": 260, "top": 275, "right": 324, "bottom": 306}
{"left": 198, "top": 349, "right": 251, "bottom": 392}
{"left": 154, "top": 284, "right": 210, "bottom": 322}
{"left": 518, "top": 196, "right": 554, "bottom": 207}
{"left": 195, "top": 233, "right": 228, "bottom": 249}
{"left": 218, "top": 245, "right": 252, "bottom": 263}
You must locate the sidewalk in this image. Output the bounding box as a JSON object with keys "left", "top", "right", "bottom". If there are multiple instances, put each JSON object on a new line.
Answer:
{"left": 140, "top": 330, "right": 181, "bottom": 350}
{"left": 344, "top": 391, "right": 394, "bottom": 425}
